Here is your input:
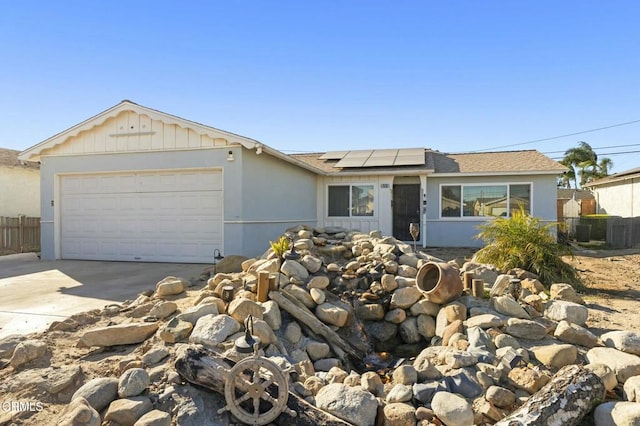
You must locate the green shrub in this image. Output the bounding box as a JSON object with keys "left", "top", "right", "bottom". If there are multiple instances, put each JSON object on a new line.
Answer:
{"left": 474, "top": 207, "right": 582, "bottom": 289}
{"left": 269, "top": 235, "right": 290, "bottom": 257}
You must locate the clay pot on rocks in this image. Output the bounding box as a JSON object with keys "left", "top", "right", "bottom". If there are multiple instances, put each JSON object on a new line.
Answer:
{"left": 415, "top": 262, "right": 464, "bottom": 304}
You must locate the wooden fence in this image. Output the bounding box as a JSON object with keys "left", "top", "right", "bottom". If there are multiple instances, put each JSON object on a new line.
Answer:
{"left": 0, "top": 216, "right": 41, "bottom": 254}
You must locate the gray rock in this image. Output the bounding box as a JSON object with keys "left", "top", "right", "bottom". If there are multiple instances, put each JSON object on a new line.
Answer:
{"left": 227, "top": 298, "right": 263, "bottom": 323}
{"left": 587, "top": 347, "right": 640, "bottom": 383}
{"left": 300, "top": 254, "right": 322, "bottom": 273}
{"left": 176, "top": 303, "right": 219, "bottom": 325}
{"left": 214, "top": 255, "right": 247, "bottom": 273}
{"left": 57, "top": 397, "right": 100, "bottom": 426}
{"left": 142, "top": 346, "right": 169, "bottom": 366}
{"left": 594, "top": 401, "right": 640, "bottom": 426}
{"left": 386, "top": 385, "right": 413, "bottom": 403}
{"left": 384, "top": 308, "right": 406, "bottom": 324}
{"left": 399, "top": 317, "right": 421, "bottom": 344}
{"left": 9, "top": 339, "right": 47, "bottom": 368}
{"left": 489, "top": 274, "right": 512, "bottom": 297}
{"left": 118, "top": 368, "right": 150, "bottom": 397}
{"left": 494, "top": 333, "right": 521, "bottom": 349}
{"left": 465, "top": 313, "right": 508, "bottom": 329}
{"left": 159, "top": 318, "right": 193, "bottom": 343}
{"left": 601, "top": 330, "right": 640, "bottom": 356}
{"left": 80, "top": 322, "right": 159, "bottom": 347}
{"left": 504, "top": 318, "right": 547, "bottom": 340}
{"left": 356, "top": 304, "right": 385, "bottom": 321}
{"left": 530, "top": 344, "right": 578, "bottom": 369}
{"left": 306, "top": 341, "right": 331, "bottom": 361}
{"left": 281, "top": 259, "right": 309, "bottom": 280}
{"left": 0, "top": 334, "right": 25, "bottom": 359}
{"left": 307, "top": 275, "right": 330, "bottom": 289}
{"left": 467, "top": 326, "right": 496, "bottom": 353}
{"left": 314, "top": 358, "right": 342, "bottom": 372}
{"left": 550, "top": 283, "right": 584, "bottom": 304}
{"left": 409, "top": 299, "right": 440, "bottom": 317}
{"left": 544, "top": 300, "right": 588, "bottom": 326}
{"left": 134, "top": 409, "right": 172, "bottom": 426}
{"left": 104, "top": 396, "right": 153, "bottom": 425}
{"left": 9, "top": 364, "right": 81, "bottom": 395}
{"left": 586, "top": 363, "right": 618, "bottom": 392}
{"left": 445, "top": 349, "right": 479, "bottom": 369}
{"left": 155, "top": 276, "right": 186, "bottom": 296}
{"left": 390, "top": 287, "right": 422, "bottom": 309}
{"left": 72, "top": 377, "right": 119, "bottom": 412}
{"left": 148, "top": 301, "right": 178, "bottom": 319}
{"left": 286, "top": 284, "right": 316, "bottom": 309}
{"left": 417, "top": 314, "right": 436, "bottom": 339}
{"left": 624, "top": 376, "right": 640, "bottom": 402}
{"left": 381, "top": 274, "right": 399, "bottom": 292}
{"left": 491, "top": 295, "right": 530, "bottom": 319}
{"left": 310, "top": 287, "right": 326, "bottom": 305}
{"left": 364, "top": 321, "right": 398, "bottom": 343}
{"left": 486, "top": 385, "right": 516, "bottom": 408}
{"left": 393, "top": 365, "right": 418, "bottom": 385}
{"left": 261, "top": 300, "right": 282, "bottom": 330}
{"left": 316, "top": 383, "right": 378, "bottom": 426}
{"left": 431, "top": 391, "right": 474, "bottom": 426}
{"left": 174, "top": 385, "right": 228, "bottom": 426}
{"left": 189, "top": 314, "right": 241, "bottom": 347}
{"left": 284, "top": 322, "right": 302, "bottom": 344}
{"left": 315, "top": 303, "right": 349, "bottom": 327}
{"left": 554, "top": 320, "right": 598, "bottom": 348}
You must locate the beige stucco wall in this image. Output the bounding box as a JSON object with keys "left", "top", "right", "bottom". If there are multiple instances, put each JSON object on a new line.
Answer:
{"left": 0, "top": 165, "right": 40, "bottom": 217}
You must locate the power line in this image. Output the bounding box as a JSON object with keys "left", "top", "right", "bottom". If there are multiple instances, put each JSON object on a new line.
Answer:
{"left": 476, "top": 119, "right": 640, "bottom": 152}
{"left": 550, "top": 149, "right": 640, "bottom": 160}
{"left": 542, "top": 143, "right": 640, "bottom": 155}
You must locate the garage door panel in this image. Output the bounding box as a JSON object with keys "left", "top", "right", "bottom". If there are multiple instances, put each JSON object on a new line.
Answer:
{"left": 61, "top": 170, "right": 223, "bottom": 263}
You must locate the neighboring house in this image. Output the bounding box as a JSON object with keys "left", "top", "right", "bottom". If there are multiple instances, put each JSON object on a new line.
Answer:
{"left": 0, "top": 148, "right": 40, "bottom": 217}
{"left": 19, "top": 101, "right": 566, "bottom": 263}
{"left": 583, "top": 168, "right": 640, "bottom": 248}
{"left": 583, "top": 167, "right": 640, "bottom": 217}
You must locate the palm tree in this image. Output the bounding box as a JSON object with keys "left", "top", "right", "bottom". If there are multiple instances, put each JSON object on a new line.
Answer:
{"left": 560, "top": 141, "right": 611, "bottom": 188}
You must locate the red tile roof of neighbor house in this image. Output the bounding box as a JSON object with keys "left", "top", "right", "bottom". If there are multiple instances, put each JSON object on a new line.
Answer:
{"left": 292, "top": 149, "right": 567, "bottom": 175}
{"left": 0, "top": 148, "right": 39, "bottom": 169}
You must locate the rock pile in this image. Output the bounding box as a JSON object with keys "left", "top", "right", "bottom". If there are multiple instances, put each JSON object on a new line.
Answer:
{"left": 1, "top": 225, "right": 640, "bottom": 425}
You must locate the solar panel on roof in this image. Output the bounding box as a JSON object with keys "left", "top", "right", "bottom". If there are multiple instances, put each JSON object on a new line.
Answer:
{"left": 336, "top": 157, "right": 368, "bottom": 167}
{"left": 393, "top": 148, "right": 425, "bottom": 166}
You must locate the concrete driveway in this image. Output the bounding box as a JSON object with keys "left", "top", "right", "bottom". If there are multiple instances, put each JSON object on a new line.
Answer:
{"left": 0, "top": 253, "right": 209, "bottom": 339}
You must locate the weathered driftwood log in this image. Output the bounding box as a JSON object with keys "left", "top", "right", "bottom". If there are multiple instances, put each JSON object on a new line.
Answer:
{"left": 495, "top": 364, "right": 605, "bottom": 426}
{"left": 174, "top": 345, "right": 351, "bottom": 426}
{"left": 268, "top": 289, "right": 366, "bottom": 361}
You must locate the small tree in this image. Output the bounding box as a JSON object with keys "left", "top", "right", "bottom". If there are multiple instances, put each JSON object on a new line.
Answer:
{"left": 474, "top": 207, "right": 582, "bottom": 288}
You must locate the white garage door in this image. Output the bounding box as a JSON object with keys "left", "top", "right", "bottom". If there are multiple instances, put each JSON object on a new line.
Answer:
{"left": 60, "top": 170, "right": 223, "bottom": 263}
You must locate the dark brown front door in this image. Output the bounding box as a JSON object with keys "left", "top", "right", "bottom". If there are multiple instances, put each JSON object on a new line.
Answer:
{"left": 393, "top": 184, "right": 421, "bottom": 241}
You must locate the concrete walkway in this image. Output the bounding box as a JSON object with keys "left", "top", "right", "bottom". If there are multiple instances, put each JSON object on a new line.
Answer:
{"left": 0, "top": 253, "right": 209, "bottom": 339}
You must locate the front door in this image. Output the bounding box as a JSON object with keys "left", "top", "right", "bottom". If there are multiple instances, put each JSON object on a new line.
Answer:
{"left": 393, "top": 184, "right": 421, "bottom": 241}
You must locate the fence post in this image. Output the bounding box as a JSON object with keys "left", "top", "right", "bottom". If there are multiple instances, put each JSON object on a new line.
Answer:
{"left": 18, "top": 214, "right": 25, "bottom": 253}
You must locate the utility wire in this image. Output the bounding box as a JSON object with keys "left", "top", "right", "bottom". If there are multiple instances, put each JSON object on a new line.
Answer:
{"left": 550, "top": 149, "right": 640, "bottom": 160}
{"left": 476, "top": 119, "right": 640, "bottom": 152}
{"left": 542, "top": 143, "right": 640, "bottom": 155}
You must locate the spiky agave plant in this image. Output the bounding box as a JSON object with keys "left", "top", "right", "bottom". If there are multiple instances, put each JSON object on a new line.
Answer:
{"left": 474, "top": 207, "right": 582, "bottom": 289}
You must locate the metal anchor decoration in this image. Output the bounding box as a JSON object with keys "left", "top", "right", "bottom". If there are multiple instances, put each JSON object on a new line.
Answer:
{"left": 218, "top": 315, "right": 297, "bottom": 425}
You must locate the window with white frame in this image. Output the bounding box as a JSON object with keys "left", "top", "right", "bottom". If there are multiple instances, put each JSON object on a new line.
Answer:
{"left": 440, "top": 183, "right": 531, "bottom": 218}
{"left": 328, "top": 184, "right": 374, "bottom": 217}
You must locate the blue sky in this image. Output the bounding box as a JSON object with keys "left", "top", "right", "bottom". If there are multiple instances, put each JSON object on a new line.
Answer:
{"left": 1, "top": 1, "right": 639, "bottom": 173}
